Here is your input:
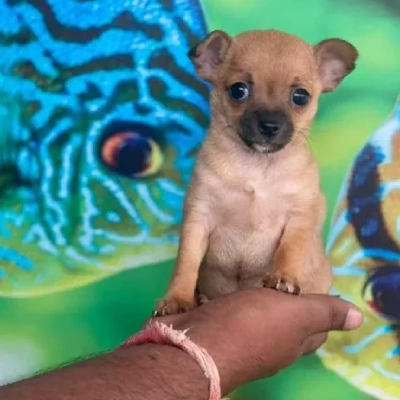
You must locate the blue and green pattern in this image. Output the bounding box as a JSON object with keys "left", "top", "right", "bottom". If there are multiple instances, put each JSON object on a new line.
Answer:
{"left": 320, "top": 97, "right": 400, "bottom": 400}
{"left": 0, "top": 0, "right": 209, "bottom": 296}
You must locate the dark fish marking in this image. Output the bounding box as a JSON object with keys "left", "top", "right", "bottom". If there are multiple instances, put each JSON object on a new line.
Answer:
{"left": 148, "top": 76, "right": 209, "bottom": 128}
{"left": 10, "top": 0, "right": 164, "bottom": 43}
{"left": 13, "top": 54, "right": 135, "bottom": 92}
{"left": 0, "top": 26, "right": 36, "bottom": 46}
{"left": 347, "top": 143, "right": 400, "bottom": 255}
{"left": 148, "top": 48, "right": 209, "bottom": 100}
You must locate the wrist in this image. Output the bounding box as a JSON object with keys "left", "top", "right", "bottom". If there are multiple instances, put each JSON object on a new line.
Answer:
{"left": 173, "top": 323, "right": 241, "bottom": 395}
{"left": 126, "top": 343, "right": 209, "bottom": 400}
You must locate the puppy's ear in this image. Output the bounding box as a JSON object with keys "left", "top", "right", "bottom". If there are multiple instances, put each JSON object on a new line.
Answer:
{"left": 314, "top": 39, "right": 358, "bottom": 93}
{"left": 188, "top": 30, "right": 232, "bottom": 82}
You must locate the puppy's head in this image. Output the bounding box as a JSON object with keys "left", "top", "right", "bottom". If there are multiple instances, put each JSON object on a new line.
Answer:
{"left": 189, "top": 30, "right": 358, "bottom": 153}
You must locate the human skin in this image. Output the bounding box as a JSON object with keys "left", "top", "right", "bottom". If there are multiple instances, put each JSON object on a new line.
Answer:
{"left": 0, "top": 288, "right": 363, "bottom": 400}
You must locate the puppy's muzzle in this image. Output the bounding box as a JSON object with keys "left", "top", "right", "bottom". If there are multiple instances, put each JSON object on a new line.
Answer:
{"left": 258, "top": 119, "right": 280, "bottom": 138}
{"left": 240, "top": 108, "right": 294, "bottom": 152}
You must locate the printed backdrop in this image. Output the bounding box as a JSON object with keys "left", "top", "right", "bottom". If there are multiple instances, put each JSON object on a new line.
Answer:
{"left": 0, "top": 0, "right": 399, "bottom": 399}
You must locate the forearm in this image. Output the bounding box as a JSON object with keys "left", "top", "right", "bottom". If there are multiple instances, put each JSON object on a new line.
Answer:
{"left": 0, "top": 289, "right": 363, "bottom": 400}
{"left": 0, "top": 344, "right": 209, "bottom": 400}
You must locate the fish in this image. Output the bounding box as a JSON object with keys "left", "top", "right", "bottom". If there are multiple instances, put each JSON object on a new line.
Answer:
{"left": 363, "top": 266, "right": 400, "bottom": 324}
{"left": 0, "top": 0, "right": 210, "bottom": 297}
{"left": 318, "top": 95, "right": 400, "bottom": 400}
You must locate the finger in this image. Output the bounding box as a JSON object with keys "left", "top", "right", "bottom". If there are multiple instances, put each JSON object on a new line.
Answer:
{"left": 302, "top": 294, "right": 364, "bottom": 334}
{"left": 302, "top": 332, "right": 328, "bottom": 355}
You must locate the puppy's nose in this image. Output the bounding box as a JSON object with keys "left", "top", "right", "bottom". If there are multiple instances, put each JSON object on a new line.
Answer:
{"left": 258, "top": 120, "right": 280, "bottom": 137}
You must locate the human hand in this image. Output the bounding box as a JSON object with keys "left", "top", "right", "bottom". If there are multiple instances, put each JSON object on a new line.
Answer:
{"left": 154, "top": 288, "right": 363, "bottom": 395}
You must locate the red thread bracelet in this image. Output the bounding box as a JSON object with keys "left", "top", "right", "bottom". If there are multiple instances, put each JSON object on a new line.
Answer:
{"left": 122, "top": 321, "right": 221, "bottom": 400}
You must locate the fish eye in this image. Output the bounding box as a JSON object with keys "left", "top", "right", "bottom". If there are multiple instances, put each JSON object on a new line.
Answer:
{"left": 362, "top": 266, "right": 400, "bottom": 322}
{"left": 362, "top": 276, "right": 382, "bottom": 314}
{"left": 100, "top": 127, "right": 163, "bottom": 178}
{"left": 376, "top": 291, "right": 383, "bottom": 307}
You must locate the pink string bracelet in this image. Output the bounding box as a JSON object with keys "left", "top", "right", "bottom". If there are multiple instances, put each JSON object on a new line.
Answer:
{"left": 122, "top": 321, "right": 222, "bottom": 400}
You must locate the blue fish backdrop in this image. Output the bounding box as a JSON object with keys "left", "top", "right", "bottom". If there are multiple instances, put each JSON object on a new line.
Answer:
{"left": 0, "top": 0, "right": 209, "bottom": 296}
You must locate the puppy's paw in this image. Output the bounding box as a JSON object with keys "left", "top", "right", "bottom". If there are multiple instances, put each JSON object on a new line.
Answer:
{"left": 153, "top": 297, "right": 195, "bottom": 317}
{"left": 263, "top": 272, "right": 301, "bottom": 295}
{"left": 197, "top": 293, "right": 210, "bottom": 306}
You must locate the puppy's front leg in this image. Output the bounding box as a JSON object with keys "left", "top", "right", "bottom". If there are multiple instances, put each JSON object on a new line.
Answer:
{"left": 263, "top": 211, "right": 324, "bottom": 295}
{"left": 155, "top": 210, "right": 211, "bottom": 316}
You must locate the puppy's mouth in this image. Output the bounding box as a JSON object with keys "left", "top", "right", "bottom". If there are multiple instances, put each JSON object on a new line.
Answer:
{"left": 241, "top": 138, "right": 285, "bottom": 154}
{"left": 238, "top": 108, "right": 294, "bottom": 154}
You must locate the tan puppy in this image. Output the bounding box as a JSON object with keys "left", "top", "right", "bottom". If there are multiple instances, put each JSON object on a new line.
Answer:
{"left": 155, "top": 30, "right": 358, "bottom": 315}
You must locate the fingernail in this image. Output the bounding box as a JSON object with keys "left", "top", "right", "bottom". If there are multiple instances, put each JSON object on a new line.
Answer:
{"left": 344, "top": 308, "right": 364, "bottom": 330}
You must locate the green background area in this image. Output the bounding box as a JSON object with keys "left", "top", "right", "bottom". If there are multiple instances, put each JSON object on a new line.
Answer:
{"left": 2, "top": 0, "right": 400, "bottom": 398}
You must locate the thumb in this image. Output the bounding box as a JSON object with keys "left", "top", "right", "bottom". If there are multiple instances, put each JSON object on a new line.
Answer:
{"left": 302, "top": 294, "right": 364, "bottom": 334}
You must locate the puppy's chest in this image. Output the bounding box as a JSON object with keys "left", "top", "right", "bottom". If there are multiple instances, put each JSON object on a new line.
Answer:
{"left": 210, "top": 179, "right": 291, "bottom": 230}
{"left": 204, "top": 179, "right": 290, "bottom": 278}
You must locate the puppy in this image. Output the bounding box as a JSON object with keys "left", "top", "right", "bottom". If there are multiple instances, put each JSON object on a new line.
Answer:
{"left": 155, "top": 29, "right": 358, "bottom": 315}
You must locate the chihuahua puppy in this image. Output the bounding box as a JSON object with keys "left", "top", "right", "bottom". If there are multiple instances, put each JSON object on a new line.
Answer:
{"left": 155, "top": 30, "right": 358, "bottom": 315}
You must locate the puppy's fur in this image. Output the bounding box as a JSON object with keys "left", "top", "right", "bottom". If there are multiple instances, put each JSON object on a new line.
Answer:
{"left": 155, "top": 30, "right": 358, "bottom": 315}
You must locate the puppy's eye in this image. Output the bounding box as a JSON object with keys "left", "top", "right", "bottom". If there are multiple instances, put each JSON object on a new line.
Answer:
{"left": 292, "top": 88, "right": 310, "bottom": 107}
{"left": 228, "top": 82, "right": 250, "bottom": 102}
